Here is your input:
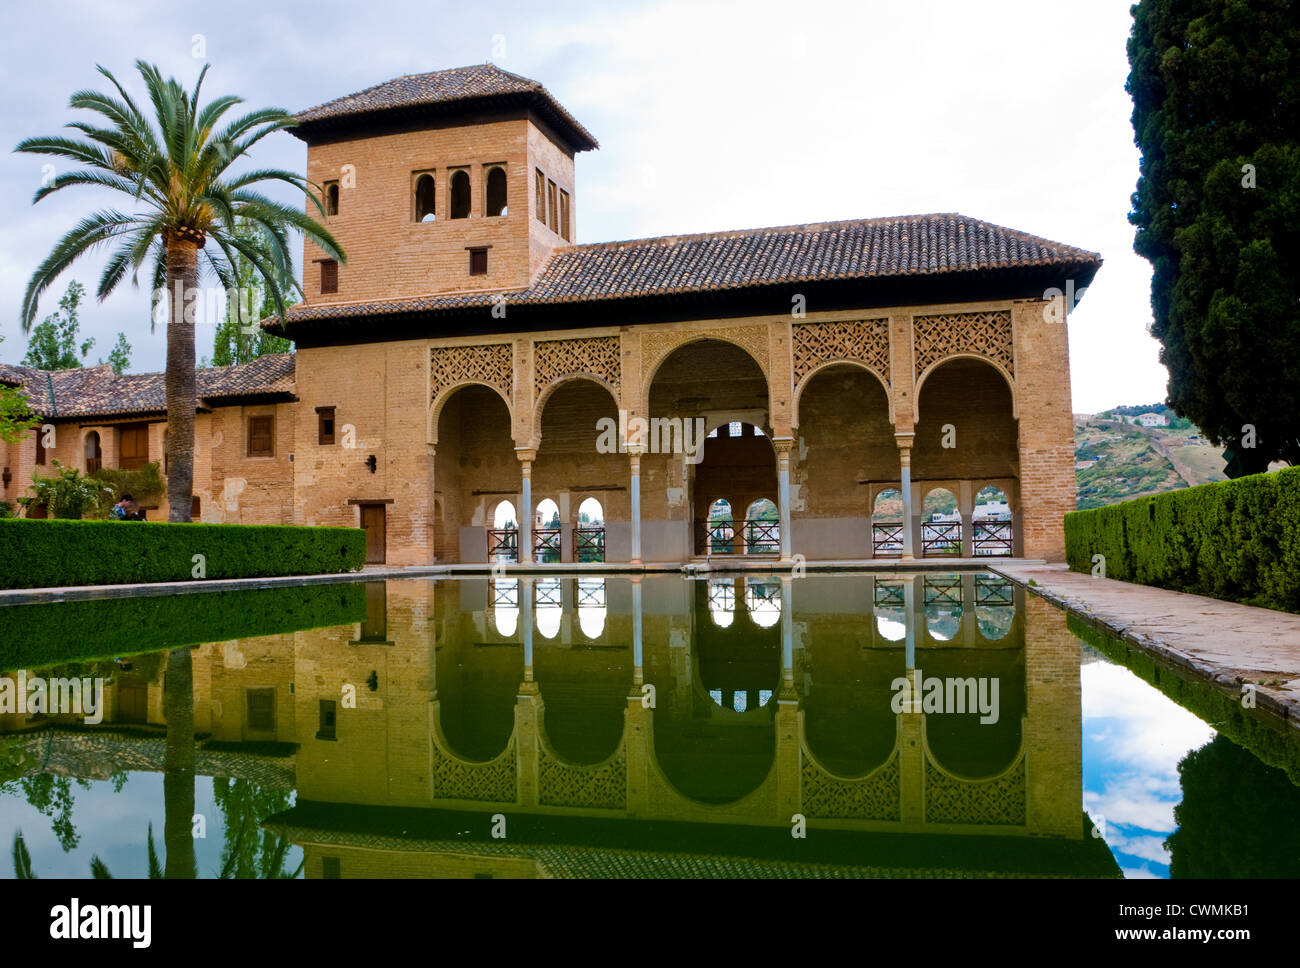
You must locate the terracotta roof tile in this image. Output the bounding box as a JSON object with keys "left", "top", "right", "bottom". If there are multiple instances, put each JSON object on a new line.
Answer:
{"left": 292, "top": 64, "right": 598, "bottom": 151}
{"left": 2, "top": 354, "right": 296, "bottom": 420}
{"left": 282, "top": 213, "right": 1101, "bottom": 325}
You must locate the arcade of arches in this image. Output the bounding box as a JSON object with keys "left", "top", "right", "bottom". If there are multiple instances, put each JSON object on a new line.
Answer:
{"left": 359, "top": 301, "right": 1070, "bottom": 565}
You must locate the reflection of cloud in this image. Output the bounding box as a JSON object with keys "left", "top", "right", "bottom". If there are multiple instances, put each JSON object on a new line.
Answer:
{"left": 1085, "top": 773, "right": 1179, "bottom": 832}
{"left": 1081, "top": 663, "right": 1215, "bottom": 772}
{"left": 1121, "top": 865, "right": 1161, "bottom": 879}
{"left": 1105, "top": 831, "right": 1170, "bottom": 866}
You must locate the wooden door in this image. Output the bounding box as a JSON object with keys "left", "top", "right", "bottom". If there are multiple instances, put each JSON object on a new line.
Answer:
{"left": 118, "top": 683, "right": 148, "bottom": 724}
{"left": 118, "top": 424, "right": 149, "bottom": 469}
{"left": 361, "top": 505, "right": 386, "bottom": 564}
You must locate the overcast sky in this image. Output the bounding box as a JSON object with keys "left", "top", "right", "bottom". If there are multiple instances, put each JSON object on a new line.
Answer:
{"left": 0, "top": 0, "right": 1165, "bottom": 413}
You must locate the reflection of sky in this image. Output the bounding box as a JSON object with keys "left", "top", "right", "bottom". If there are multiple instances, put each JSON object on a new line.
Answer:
{"left": 0, "top": 773, "right": 301, "bottom": 878}
{"left": 1080, "top": 658, "right": 1215, "bottom": 879}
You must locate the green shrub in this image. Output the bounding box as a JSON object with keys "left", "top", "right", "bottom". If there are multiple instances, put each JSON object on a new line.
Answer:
{"left": 0, "top": 518, "right": 365, "bottom": 589}
{"left": 1065, "top": 466, "right": 1300, "bottom": 612}
{"left": 24, "top": 461, "right": 115, "bottom": 519}
{"left": 0, "top": 582, "right": 367, "bottom": 670}
{"left": 91, "top": 462, "right": 165, "bottom": 513}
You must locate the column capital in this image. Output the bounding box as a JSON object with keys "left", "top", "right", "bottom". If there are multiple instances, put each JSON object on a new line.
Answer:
{"left": 894, "top": 431, "right": 915, "bottom": 449}
{"left": 514, "top": 447, "right": 537, "bottom": 464}
{"left": 771, "top": 436, "right": 796, "bottom": 457}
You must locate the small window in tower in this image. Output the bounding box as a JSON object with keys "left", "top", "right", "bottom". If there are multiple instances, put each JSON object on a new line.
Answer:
{"left": 469, "top": 247, "right": 488, "bottom": 276}
{"left": 485, "top": 166, "right": 507, "bottom": 217}
{"left": 559, "top": 189, "right": 571, "bottom": 241}
{"left": 317, "top": 699, "right": 337, "bottom": 740}
{"left": 450, "top": 169, "right": 470, "bottom": 219}
{"left": 547, "top": 179, "right": 557, "bottom": 232}
{"left": 535, "top": 169, "right": 546, "bottom": 222}
{"left": 324, "top": 180, "right": 339, "bottom": 216}
{"left": 414, "top": 172, "right": 436, "bottom": 222}
{"left": 316, "top": 406, "right": 336, "bottom": 445}
{"left": 319, "top": 259, "right": 338, "bottom": 294}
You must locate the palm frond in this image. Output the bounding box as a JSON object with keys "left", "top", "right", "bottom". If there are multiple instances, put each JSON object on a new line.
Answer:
{"left": 89, "top": 855, "right": 113, "bottom": 878}
{"left": 12, "top": 831, "right": 35, "bottom": 879}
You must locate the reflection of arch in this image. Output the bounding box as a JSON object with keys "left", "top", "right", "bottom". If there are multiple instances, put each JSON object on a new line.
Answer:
{"left": 793, "top": 359, "right": 893, "bottom": 426}
{"left": 921, "top": 647, "right": 1026, "bottom": 780}
{"left": 535, "top": 640, "right": 630, "bottom": 765}
{"left": 743, "top": 577, "right": 781, "bottom": 628}
{"left": 535, "top": 577, "right": 562, "bottom": 639}
{"left": 914, "top": 354, "right": 1017, "bottom": 422}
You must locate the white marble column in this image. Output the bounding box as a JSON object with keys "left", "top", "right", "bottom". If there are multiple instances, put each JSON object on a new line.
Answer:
{"left": 517, "top": 449, "right": 534, "bottom": 564}
{"left": 629, "top": 448, "right": 643, "bottom": 566}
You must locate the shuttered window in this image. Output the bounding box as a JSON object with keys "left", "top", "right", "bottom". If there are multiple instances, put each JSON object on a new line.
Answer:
{"left": 248, "top": 416, "right": 274, "bottom": 457}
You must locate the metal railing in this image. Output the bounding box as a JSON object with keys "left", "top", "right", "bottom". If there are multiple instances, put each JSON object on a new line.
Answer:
{"left": 872, "top": 522, "right": 904, "bottom": 556}
{"left": 576, "top": 526, "right": 605, "bottom": 562}
{"left": 695, "top": 518, "right": 780, "bottom": 555}
{"left": 487, "top": 528, "right": 518, "bottom": 562}
{"left": 972, "top": 519, "right": 1013, "bottom": 556}
{"left": 921, "top": 521, "right": 962, "bottom": 556}
{"left": 533, "top": 527, "right": 561, "bottom": 563}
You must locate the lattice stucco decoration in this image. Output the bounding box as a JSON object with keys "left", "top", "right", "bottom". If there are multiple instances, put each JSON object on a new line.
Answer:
{"left": 539, "top": 747, "right": 627, "bottom": 810}
{"left": 431, "top": 738, "right": 518, "bottom": 803}
{"left": 912, "top": 310, "right": 1014, "bottom": 380}
{"left": 923, "top": 757, "right": 1026, "bottom": 826}
{"left": 430, "top": 343, "right": 514, "bottom": 408}
{"left": 800, "top": 754, "right": 901, "bottom": 821}
{"left": 792, "top": 318, "right": 891, "bottom": 387}
{"left": 533, "top": 335, "right": 621, "bottom": 400}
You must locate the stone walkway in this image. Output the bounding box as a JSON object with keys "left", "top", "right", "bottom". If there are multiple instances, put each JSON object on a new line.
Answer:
{"left": 993, "top": 561, "right": 1300, "bottom": 726}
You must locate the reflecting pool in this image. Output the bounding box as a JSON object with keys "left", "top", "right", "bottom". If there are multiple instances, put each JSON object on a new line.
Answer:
{"left": 3, "top": 573, "right": 1298, "bottom": 878}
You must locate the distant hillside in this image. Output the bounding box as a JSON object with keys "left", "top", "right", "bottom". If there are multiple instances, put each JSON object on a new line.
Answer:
{"left": 1073, "top": 411, "right": 1225, "bottom": 510}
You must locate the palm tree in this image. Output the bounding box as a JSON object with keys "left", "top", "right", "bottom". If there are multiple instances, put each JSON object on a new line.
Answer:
{"left": 16, "top": 60, "right": 343, "bottom": 521}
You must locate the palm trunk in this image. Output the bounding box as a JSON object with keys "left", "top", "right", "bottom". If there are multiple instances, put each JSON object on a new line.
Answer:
{"left": 165, "top": 236, "right": 198, "bottom": 522}
{"left": 163, "top": 646, "right": 196, "bottom": 878}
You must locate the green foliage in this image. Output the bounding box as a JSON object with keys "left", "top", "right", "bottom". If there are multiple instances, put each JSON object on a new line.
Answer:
{"left": 1166, "top": 734, "right": 1300, "bottom": 877}
{"left": 1127, "top": 0, "right": 1300, "bottom": 469}
{"left": 1065, "top": 466, "right": 1300, "bottom": 612}
{"left": 21, "top": 280, "right": 92, "bottom": 370}
{"left": 90, "top": 461, "right": 164, "bottom": 511}
{"left": 0, "top": 582, "right": 367, "bottom": 670}
{"left": 0, "top": 518, "right": 365, "bottom": 590}
{"left": 211, "top": 218, "right": 295, "bottom": 367}
{"left": 102, "top": 332, "right": 131, "bottom": 375}
{"left": 25, "top": 461, "right": 115, "bottom": 519}
{"left": 0, "top": 386, "right": 40, "bottom": 445}
{"left": 15, "top": 61, "right": 344, "bottom": 334}
{"left": 213, "top": 777, "right": 300, "bottom": 878}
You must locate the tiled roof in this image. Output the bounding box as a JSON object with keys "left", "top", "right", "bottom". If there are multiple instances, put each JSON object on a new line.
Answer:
{"left": 281, "top": 213, "right": 1102, "bottom": 325}
{"left": 292, "top": 63, "right": 599, "bottom": 151}
{"left": 1, "top": 354, "right": 296, "bottom": 420}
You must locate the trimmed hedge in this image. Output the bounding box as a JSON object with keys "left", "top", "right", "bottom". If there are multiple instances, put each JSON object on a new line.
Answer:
{"left": 0, "top": 581, "right": 368, "bottom": 671}
{"left": 1064, "top": 466, "right": 1300, "bottom": 613}
{"left": 0, "top": 518, "right": 365, "bottom": 589}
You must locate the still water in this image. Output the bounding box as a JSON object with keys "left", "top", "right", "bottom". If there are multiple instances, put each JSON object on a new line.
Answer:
{"left": 2, "top": 572, "right": 1298, "bottom": 878}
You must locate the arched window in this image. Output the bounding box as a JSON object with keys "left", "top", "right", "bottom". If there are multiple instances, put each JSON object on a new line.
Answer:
{"left": 744, "top": 498, "right": 779, "bottom": 553}
{"left": 973, "top": 484, "right": 1013, "bottom": 556}
{"left": 576, "top": 497, "right": 605, "bottom": 563}
{"left": 706, "top": 498, "right": 734, "bottom": 554}
{"left": 485, "top": 166, "right": 507, "bottom": 217}
{"left": 922, "top": 488, "right": 960, "bottom": 556}
{"left": 450, "top": 170, "right": 470, "bottom": 219}
{"left": 490, "top": 500, "right": 518, "bottom": 562}
{"left": 84, "top": 432, "right": 102, "bottom": 473}
{"left": 534, "top": 498, "right": 560, "bottom": 563}
{"left": 414, "top": 173, "right": 436, "bottom": 222}
{"left": 325, "top": 181, "right": 339, "bottom": 216}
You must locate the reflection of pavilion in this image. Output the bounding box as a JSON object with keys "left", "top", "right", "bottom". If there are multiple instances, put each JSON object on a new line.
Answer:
{"left": 2, "top": 574, "right": 1109, "bottom": 876}
{"left": 264, "top": 574, "right": 1097, "bottom": 875}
